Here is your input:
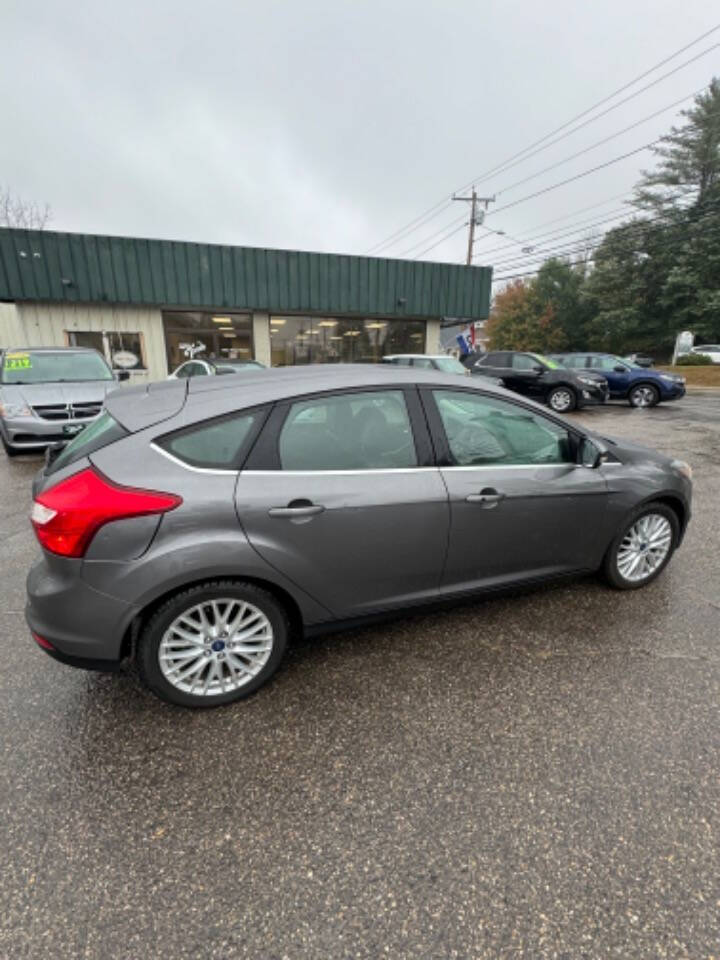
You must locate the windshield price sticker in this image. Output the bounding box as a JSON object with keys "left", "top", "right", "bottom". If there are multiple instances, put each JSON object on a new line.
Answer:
{"left": 3, "top": 353, "right": 32, "bottom": 370}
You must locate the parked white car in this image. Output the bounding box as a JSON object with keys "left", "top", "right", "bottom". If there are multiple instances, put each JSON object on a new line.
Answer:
{"left": 168, "top": 359, "right": 266, "bottom": 379}
{"left": 688, "top": 345, "right": 720, "bottom": 364}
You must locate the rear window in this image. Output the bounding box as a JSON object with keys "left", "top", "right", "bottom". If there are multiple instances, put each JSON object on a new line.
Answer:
{"left": 47, "top": 411, "right": 127, "bottom": 475}
{"left": 157, "top": 410, "right": 262, "bottom": 469}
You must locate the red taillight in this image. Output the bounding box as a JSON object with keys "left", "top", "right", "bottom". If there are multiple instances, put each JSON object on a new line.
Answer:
{"left": 32, "top": 631, "right": 55, "bottom": 651}
{"left": 31, "top": 467, "right": 182, "bottom": 558}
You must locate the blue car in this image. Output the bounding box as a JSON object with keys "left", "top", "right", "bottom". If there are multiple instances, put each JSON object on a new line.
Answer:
{"left": 549, "top": 353, "right": 686, "bottom": 408}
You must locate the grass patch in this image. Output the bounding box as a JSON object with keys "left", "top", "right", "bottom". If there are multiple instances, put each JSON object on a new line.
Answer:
{"left": 658, "top": 365, "right": 720, "bottom": 387}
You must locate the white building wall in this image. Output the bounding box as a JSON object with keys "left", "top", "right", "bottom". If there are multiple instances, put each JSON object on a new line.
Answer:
{"left": 0, "top": 303, "right": 167, "bottom": 382}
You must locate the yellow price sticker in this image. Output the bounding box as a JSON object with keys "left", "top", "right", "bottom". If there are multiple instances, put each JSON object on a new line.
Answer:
{"left": 3, "top": 353, "right": 32, "bottom": 370}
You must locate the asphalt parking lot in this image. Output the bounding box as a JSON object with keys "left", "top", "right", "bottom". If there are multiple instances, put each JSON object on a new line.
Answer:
{"left": 1, "top": 393, "right": 719, "bottom": 959}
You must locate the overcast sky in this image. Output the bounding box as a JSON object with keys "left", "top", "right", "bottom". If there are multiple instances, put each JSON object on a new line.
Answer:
{"left": 2, "top": 0, "right": 718, "bottom": 275}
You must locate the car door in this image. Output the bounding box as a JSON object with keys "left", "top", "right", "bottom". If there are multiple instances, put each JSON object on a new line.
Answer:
{"left": 588, "top": 356, "right": 629, "bottom": 396}
{"left": 422, "top": 387, "right": 608, "bottom": 593}
{"left": 507, "top": 353, "right": 545, "bottom": 399}
{"left": 235, "top": 388, "right": 450, "bottom": 618}
{"left": 474, "top": 351, "right": 510, "bottom": 382}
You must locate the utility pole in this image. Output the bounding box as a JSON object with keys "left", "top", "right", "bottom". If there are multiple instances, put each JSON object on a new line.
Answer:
{"left": 452, "top": 189, "right": 495, "bottom": 265}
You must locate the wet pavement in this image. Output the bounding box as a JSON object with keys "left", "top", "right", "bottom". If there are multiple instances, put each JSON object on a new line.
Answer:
{"left": 1, "top": 393, "right": 719, "bottom": 959}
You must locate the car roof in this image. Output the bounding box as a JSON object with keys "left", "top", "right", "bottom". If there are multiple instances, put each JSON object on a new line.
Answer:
{"left": 1, "top": 346, "right": 103, "bottom": 355}
{"left": 105, "top": 363, "right": 512, "bottom": 432}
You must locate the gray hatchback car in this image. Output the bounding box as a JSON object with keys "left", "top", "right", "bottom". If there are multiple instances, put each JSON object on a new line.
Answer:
{"left": 26, "top": 365, "right": 692, "bottom": 707}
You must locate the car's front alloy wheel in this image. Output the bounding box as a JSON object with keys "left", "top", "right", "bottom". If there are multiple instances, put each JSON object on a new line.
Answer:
{"left": 603, "top": 503, "right": 679, "bottom": 590}
{"left": 547, "top": 386, "right": 576, "bottom": 413}
{"left": 629, "top": 384, "right": 659, "bottom": 408}
{"left": 137, "top": 581, "right": 289, "bottom": 706}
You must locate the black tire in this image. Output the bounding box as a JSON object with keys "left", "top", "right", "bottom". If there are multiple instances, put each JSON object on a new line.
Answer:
{"left": 1, "top": 437, "right": 21, "bottom": 458}
{"left": 602, "top": 501, "right": 679, "bottom": 590}
{"left": 547, "top": 385, "right": 577, "bottom": 413}
{"left": 137, "top": 580, "right": 290, "bottom": 707}
{"left": 628, "top": 383, "right": 660, "bottom": 408}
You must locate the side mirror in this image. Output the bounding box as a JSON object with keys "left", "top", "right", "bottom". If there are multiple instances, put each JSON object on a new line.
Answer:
{"left": 613, "top": 365, "right": 626, "bottom": 373}
{"left": 532, "top": 364, "right": 545, "bottom": 374}
{"left": 579, "top": 436, "right": 608, "bottom": 469}
{"left": 116, "top": 370, "right": 131, "bottom": 382}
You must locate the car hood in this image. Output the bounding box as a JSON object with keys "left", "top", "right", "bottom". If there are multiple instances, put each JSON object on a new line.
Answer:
{"left": 0, "top": 380, "right": 116, "bottom": 407}
{"left": 593, "top": 432, "right": 672, "bottom": 467}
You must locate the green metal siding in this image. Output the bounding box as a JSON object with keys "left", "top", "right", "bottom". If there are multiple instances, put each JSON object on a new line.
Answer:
{"left": 0, "top": 228, "right": 492, "bottom": 320}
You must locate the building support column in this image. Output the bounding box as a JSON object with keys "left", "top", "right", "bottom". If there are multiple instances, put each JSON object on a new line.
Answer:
{"left": 252, "top": 312, "right": 272, "bottom": 366}
{"left": 425, "top": 318, "right": 441, "bottom": 354}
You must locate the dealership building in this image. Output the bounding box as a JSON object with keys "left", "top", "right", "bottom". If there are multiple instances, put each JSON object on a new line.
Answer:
{"left": 0, "top": 228, "right": 492, "bottom": 380}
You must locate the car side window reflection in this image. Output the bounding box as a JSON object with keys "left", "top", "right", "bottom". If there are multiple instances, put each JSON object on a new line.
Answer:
{"left": 279, "top": 391, "right": 418, "bottom": 471}
{"left": 433, "top": 390, "right": 573, "bottom": 467}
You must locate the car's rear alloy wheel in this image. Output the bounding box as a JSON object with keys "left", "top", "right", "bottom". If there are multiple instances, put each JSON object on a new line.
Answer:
{"left": 547, "top": 386, "right": 576, "bottom": 413}
{"left": 603, "top": 503, "right": 679, "bottom": 590}
{"left": 137, "top": 581, "right": 289, "bottom": 706}
{"left": 629, "top": 384, "right": 659, "bottom": 408}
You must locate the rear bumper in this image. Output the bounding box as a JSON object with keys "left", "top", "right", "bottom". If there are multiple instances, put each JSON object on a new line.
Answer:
{"left": 25, "top": 554, "right": 136, "bottom": 666}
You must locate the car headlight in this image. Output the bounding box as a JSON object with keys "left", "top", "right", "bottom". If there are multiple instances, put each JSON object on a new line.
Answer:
{"left": 660, "top": 374, "right": 683, "bottom": 383}
{"left": 671, "top": 459, "right": 692, "bottom": 480}
{"left": 0, "top": 402, "right": 33, "bottom": 418}
{"left": 577, "top": 376, "right": 600, "bottom": 387}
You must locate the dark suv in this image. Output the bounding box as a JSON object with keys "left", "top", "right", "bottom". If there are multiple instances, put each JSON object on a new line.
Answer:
{"left": 549, "top": 353, "right": 686, "bottom": 407}
{"left": 472, "top": 351, "right": 608, "bottom": 413}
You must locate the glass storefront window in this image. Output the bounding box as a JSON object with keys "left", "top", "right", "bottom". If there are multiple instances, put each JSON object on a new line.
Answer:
{"left": 162, "top": 312, "right": 253, "bottom": 372}
{"left": 269, "top": 316, "right": 426, "bottom": 366}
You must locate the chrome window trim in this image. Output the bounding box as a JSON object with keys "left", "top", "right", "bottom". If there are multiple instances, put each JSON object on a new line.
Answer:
{"left": 242, "top": 468, "right": 440, "bottom": 476}
{"left": 151, "top": 443, "right": 239, "bottom": 476}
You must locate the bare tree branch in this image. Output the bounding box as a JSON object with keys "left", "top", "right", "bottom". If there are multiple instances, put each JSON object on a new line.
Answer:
{"left": 0, "top": 187, "right": 52, "bottom": 229}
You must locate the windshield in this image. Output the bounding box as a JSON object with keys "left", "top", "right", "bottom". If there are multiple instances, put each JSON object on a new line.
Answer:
{"left": 434, "top": 357, "right": 468, "bottom": 375}
{"left": 532, "top": 353, "right": 562, "bottom": 370}
{"left": 1, "top": 350, "right": 114, "bottom": 384}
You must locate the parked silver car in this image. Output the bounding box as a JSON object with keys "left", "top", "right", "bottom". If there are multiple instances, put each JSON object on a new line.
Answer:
{"left": 26, "top": 365, "right": 692, "bottom": 707}
{"left": 0, "top": 347, "right": 128, "bottom": 456}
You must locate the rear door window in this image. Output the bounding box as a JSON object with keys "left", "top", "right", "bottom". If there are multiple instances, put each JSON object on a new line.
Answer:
{"left": 157, "top": 410, "right": 264, "bottom": 469}
{"left": 278, "top": 391, "right": 417, "bottom": 470}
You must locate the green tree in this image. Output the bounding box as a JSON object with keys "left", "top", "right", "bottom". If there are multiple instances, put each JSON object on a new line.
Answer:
{"left": 585, "top": 79, "right": 720, "bottom": 356}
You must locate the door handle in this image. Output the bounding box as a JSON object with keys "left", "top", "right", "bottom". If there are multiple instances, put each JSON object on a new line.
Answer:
{"left": 268, "top": 502, "right": 325, "bottom": 518}
{"left": 466, "top": 488, "right": 505, "bottom": 506}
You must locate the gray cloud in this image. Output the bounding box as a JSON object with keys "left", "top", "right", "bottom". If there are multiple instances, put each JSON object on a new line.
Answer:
{"left": 3, "top": 0, "right": 717, "bottom": 266}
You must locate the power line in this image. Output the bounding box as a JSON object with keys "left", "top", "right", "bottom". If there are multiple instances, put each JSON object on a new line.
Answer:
{"left": 464, "top": 46, "right": 719, "bottom": 191}
{"left": 411, "top": 221, "right": 469, "bottom": 260}
{"left": 488, "top": 140, "right": 659, "bottom": 218}
{"left": 397, "top": 211, "right": 467, "bottom": 257}
{"left": 491, "top": 202, "right": 720, "bottom": 280}
{"left": 362, "top": 23, "right": 720, "bottom": 256}
{"left": 492, "top": 85, "right": 708, "bottom": 197}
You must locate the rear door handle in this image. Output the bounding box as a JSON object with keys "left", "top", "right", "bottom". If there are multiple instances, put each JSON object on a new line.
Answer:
{"left": 466, "top": 488, "right": 505, "bottom": 506}
{"left": 268, "top": 502, "right": 325, "bottom": 518}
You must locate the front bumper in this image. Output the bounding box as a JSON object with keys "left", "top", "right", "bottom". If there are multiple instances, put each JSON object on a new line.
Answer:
{"left": 659, "top": 383, "right": 686, "bottom": 401}
{"left": 578, "top": 384, "right": 609, "bottom": 406}
{"left": 25, "top": 554, "right": 136, "bottom": 667}
{"left": 1, "top": 414, "right": 95, "bottom": 450}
